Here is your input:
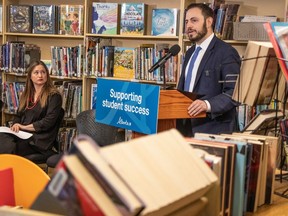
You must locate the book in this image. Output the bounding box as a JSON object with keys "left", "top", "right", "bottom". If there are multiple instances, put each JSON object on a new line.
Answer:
{"left": 218, "top": 134, "right": 264, "bottom": 212}
{"left": 41, "top": 59, "right": 52, "bottom": 72}
{"left": 151, "top": 8, "right": 178, "bottom": 36}
{"left": 120, "top": 3, "right": 146, "bottom": 36}
{"left": 100, "top": 129, "right": 220, "bottom": 215}
{"left": 84, "top": 37, "right": 112, "bottom": 76}
{"left": 32, "top": 5, "right": 57, "bottom": 34}
{"left": 63, "top": 156, "right": 124, "bottom": 216}
{"left": 243, "top": 109, "right": 284, "bottom": 135}
{"left": 273, "top": 71, "right": 287, "bottom": 104}
{"left": 0, "top": 126, "right": 32, "bottom": 139}
{"left": 58, "top": 4, "right": 84, "bottom": 35}
{"left": 194, "top": 133, "right": 247, "bottom": 216}
{"left": 24, "top": 44, "right": 41, "bottom": 69}
{"left": 233, "top": 40, "right": 261, "bottom": 104}
{"left": 102, "top": 45, "right": 115, "bottom": 77}
{"left": 253, "top": 43, "right": 278, "bottom": 105}
{"left": 210, "top": 0, "right": 226, "bottom": 10}
{"left": 186, "top": 138, "right": 229, "bottom": 216}
{"left": 9, "top": 5, "right": 32, "bottom": 33}
{"left": 264, "top": 22, "right": 288, "bottom": 81}
{"left": 214, "top": 3, "right": 228, "bottom": 37}
{"left": 221, "top": 4, "right": 240, "bottom": 40}
{"left": 91, "top": 3, "right": 118, "bottom": 35}
{"left": 0, "top": 168, "right": 15, "bottom": 206}
{"left": 270, "top": 22, "right": 288, "bottom": 73}
{"left": 241, "top": 41, "right": 278, "bottom": 106}
{"left": 90, "top": 83, "right": 97, "bottom": 109}
{"left": 46, "top": 159, "right": 110, "bottom": 215}
{"left": 232, "top": 133, "right": 279, "bottom": 205}
{"left": 113, "top": 47, "right": 135, "bottom": 79}
{"left": 0, "top": 206, "right": 61, "bottom": 216}
{"left": 70, "top": 135, "right": 145, "bottom": 215}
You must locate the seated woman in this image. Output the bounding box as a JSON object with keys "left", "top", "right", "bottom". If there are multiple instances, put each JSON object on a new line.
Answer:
{"left": 0, "top": 60, "right": 63, "bottom": 158}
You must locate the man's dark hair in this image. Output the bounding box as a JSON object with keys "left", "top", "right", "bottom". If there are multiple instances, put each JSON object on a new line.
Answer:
{"left": 186, "top": 3, "right": 214, "bottom": 20}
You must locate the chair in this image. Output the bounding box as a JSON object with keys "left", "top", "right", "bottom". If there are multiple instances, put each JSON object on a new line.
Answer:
{"left": 76, "top": 109, "right": 126, "bottom": 146}
{"left": 24, "top": 108, "right": 65, "bottom": 167}
{"left": 45, "top": 109, "right": 126, "bottom": 172}
{"left": 45, "top": 153, "right": 63, "bottom": 172}
{"left": 0, "top": 154, "right": 50, "bottom": 208}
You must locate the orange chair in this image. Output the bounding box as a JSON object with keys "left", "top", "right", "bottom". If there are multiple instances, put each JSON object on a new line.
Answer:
{"left": 0, "top": 154, "right": 50, "bottom": 208}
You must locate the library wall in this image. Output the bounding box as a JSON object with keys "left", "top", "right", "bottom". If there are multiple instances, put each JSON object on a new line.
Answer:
{"left": 0, "top": 0, "right": 288, "bottom": 122}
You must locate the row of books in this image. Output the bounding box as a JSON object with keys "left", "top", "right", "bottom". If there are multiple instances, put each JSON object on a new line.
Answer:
{"left": 213, "top": 3, "right": 240, "bottom": 40}
{"left": 2, "top": 80, "right": 82, "bottom": 121}
{"left": 7, "top": 3, "right": 178, "bottom": 37}
{"left": 188, "top": 129, "right": 280, "bottom": 215}
{"left": 50, "top": 45, "right": 84, "bottom": 78}
{"left": 92, "top": 2, "right": 178, "bottom": 36}
{"left": 232, "top": 41, "right": 279, "bottom": 107}
{"left": 31, "top": 121, "right": 281, "bottom": 215}
{"left": 57, "top": 80, "right": 82, "bottom": 119}
{"left": 32, "top": 129, "right": 220, "bottom": 215}
{"left": 2, "top": 82, "right": 25, "bottom": 113}
{"left": 85, "top": 37, "right": 178, "bottom": 82}
{"left": 237, "top": 104, "right": 269, "bottom": 131}
{"left": 0, "top": 40, "right": 178, "bottom": 84}
{"left": 9, "top": 4, "right": 84, "bottom": 35}
{"left": 58, "top": 127, "right": 77, "bottom": 153}
{"left": 0, "top": 42, "right": 41, "bottom": 74}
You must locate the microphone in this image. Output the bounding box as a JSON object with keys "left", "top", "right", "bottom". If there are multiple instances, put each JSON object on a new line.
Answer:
{"left": 148, "top": 44, "right": 181, "bottom": 73}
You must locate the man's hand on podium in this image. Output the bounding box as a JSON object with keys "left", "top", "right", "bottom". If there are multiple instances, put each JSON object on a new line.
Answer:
{"left": 188, "top": 100, "right": 208, "bottom": 117}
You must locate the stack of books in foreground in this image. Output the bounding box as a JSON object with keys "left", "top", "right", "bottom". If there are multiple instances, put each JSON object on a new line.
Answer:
{"left": 187, "top": 128, "right": 280, "bottom": 216}
{"left": 32, "top": 129, "right": 220, "bottom": 216}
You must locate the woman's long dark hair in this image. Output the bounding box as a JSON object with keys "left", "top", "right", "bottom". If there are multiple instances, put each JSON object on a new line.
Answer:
{"left": 18, "top": 60, "right": 59, "bottom": 111}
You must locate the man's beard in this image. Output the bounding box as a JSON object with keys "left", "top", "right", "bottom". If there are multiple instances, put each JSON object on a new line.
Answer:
{"left": 188, "top": 23, "right": 207, "bottom": 43}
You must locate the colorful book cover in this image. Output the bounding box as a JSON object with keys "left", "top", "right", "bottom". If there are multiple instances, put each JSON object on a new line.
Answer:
{"left": 9, "top": 5, "right": 32, "bottom": 33}
{"left": 32, "top": 5, "right": 57, "bottom": 34}
{"left": 46, "top": 160, "right": 105, "bottom": 215}
{"left": 91, "top": 3, "right": 118, "bottom": 35}
{"left": 120, "top": 3, "right": 146, "bottom": 36}
{"left": 58, "top": 5, "right": 84, "bottom": 35}
{"left": 264, "top": 22, "right": 288, "bottom": 81}
{"left": 113, "top": 47, "right": 135, "bottom": 79}
{"left": 151, "top": 8, "right": 178, "bottom": 36}
{"left": 270, "top": 22, "right": 288, "bottom": 80}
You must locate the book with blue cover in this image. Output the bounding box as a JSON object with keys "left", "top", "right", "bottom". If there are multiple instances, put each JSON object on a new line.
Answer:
{"left": 151, "top": 8, "right": 178, "bottom": 36}
{"left": 91, "top": 2, "right": 118, "bottom": 35}
{"left": 120, "top": 3, "right": 146, "bottom": 36}
{"left": 32, "top": 5, "right": 57, "bottom": 34}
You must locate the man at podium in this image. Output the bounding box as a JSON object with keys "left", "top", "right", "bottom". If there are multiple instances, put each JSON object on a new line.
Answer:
{"left": 177, "top": 3, "right": 241, "bottom": 136}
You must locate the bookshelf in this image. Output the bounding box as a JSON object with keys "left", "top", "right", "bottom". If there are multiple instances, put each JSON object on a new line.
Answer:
{"left": 0, "top": 0, "right": 288, "bottom": 124}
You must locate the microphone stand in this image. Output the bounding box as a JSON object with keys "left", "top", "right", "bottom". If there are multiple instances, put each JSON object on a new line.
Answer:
{"left": 160, "top": 63, "right": 166, "bottom": 90}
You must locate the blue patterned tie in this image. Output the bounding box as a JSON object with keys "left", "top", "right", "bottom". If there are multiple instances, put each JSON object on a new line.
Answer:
{"left": 184, "top": 46, "right": 202, "bottom": 91}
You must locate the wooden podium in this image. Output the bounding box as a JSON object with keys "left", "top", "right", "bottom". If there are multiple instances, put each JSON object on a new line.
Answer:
{"left": 132, "top": 89, "right": 206, "bottom": 138}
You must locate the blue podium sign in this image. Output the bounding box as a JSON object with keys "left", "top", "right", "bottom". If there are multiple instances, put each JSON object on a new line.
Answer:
{"left": 96, "top": 78, "right": 160, "bottom": 134}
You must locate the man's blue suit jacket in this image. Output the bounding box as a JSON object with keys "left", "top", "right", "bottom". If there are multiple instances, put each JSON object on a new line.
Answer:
{"left": 177, "top": 35, "right": 241, "bottom": 136}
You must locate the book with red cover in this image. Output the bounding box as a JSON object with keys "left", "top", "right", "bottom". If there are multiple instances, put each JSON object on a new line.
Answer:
{"left": 34, "top": 160, "right": 106, "bottom": 216}
{"left": 263, "top": 22, "right": 288, "bottom": 81}
{"left": 0, "top": 167, "right": 15, "bottom": 206}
